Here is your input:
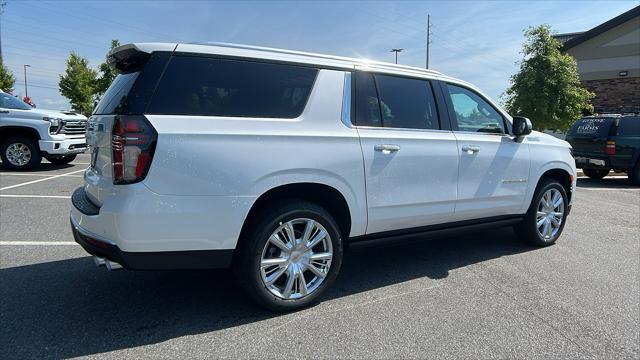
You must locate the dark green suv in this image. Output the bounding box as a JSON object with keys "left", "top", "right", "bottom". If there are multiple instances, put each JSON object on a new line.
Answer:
{"left": 566, "top": 115, "right": 640, "bottom": 185}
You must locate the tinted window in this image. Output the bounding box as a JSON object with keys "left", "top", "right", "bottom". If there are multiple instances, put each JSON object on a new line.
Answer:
{"left": 0, "top": 93, "right": 32, "bottom": 110}
{"left": 148, "top": 56, "right": 318, "bottom": 118}
{"left": 374, "top": 75, "right": 439, "bottom": 130}
{"left": 446, "top": 84, "right": 505, "bottom": 134}
{"left": 567, "top": 117, "right": 615, "bottom": 138}
{"left": 94, "top": 72, "right": 140, "bottom": 115}
{"left": 616, "top": 117, "right": 640, "bottom": 136}
{"left": 354, "top": 72, "right": 381, "bottom": 127}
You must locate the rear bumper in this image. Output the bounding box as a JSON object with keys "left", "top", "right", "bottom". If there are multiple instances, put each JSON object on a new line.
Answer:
{"left": 574, "top": 156, "right": 609, "bottom": 169}
{"left": 70, "top": 186, "right": 247, "bottom": 269}
{"left": 71, "top": 214, "right": 233, "bottom": 270}
{"left": 39, "top": 137, "right": 87, "bottom": 155}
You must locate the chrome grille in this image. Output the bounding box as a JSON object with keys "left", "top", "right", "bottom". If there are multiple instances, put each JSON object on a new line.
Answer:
{"left": 61, "top": 121, "right": 87, "bottom": 135}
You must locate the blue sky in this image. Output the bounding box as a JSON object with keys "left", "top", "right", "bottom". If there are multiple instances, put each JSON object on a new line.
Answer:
{"left": 2, "top": 0, "right": 638, "bottom": 110}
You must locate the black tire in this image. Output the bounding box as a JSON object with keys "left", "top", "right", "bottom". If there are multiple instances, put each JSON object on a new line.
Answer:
{"left": 582, "top": 168, "right": 609, "bottom": 179}
{"left": 0, "top": 137, "right": 42, "bottom": 171}
{"left": 233, "top": 200, "right": 343, "bottom": 312}
{"left": 45, "top": 154, "right": 77, "bottom": 165}
{"left": 628, "top": 162, "right": 640, "bottom": 186}
{"left": 514, "top": 178, "right": 569, "bottom": 247}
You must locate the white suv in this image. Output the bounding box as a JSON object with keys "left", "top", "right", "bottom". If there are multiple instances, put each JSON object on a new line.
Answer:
{"left": 0, "top": 92, "right": 87, "bottom": 170}
{"left": 71, "top": 43, "right": 576, "bottom": 311}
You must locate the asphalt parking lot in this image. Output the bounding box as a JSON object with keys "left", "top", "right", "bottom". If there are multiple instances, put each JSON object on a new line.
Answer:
{"left": 1, "top": 153, "right": 638, "bottom": 359}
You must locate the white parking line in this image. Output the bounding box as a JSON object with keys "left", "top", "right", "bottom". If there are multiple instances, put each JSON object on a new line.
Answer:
{"left": 0, "top": 194, "right": 71, "bottom": 199}
{"left": 0, "top": 169, "right": 85, "bottom": 191}
{"left": 0, "top": 241, "right": 78, "bottom": 245}
{"left": 0, "top": 173, "right": 83, "bottom": 177}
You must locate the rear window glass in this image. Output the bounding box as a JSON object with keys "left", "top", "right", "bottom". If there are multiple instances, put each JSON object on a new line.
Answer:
{"left": 93, "top": 72, "right": 139, "bottom": 115}
{"left": 147, "top": 56, "right": 318, "bottom": 118}
{"left": 568, "top": 117, "right": 614, "bottom": 137}
{"left": 375, "top": 74, "right": 439, "bottom": 130}
{"left": 616, "top": 117, "right": 640, "bottom": 136}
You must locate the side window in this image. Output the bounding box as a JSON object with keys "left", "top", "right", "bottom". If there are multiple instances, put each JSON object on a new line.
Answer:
{"left": 446, "top": 84, "right": 505, "bottom": 134}
{"left": 374, "top": 74, "right": 439, "bottom": 130}
{"left": 617, "top": 118, "right": 640, "bottom": 136}
{"left": 354, "top": 72, "right": 382, "bottom": 127}
{"left": 147, "top": 56, "right": 318, "bottom": 118}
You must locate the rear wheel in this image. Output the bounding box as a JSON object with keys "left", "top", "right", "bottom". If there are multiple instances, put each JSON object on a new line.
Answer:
{"left": 234, "top": 200, "right": 343, "bottom": 311}
{"left": 45, "top": 154, "right": 77, "bottom": 165}
{"left": 583, "top": 168, "right": 609, "bottom": 179}
{"left": 515, "top": 178, "right": 568, "bottom": 247}
{"left": 0, "top": 137, "right": 41, "bottom": 171}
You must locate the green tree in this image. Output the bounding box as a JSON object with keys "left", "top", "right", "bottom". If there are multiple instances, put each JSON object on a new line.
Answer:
{"left": 95, "top": 39, "right": 121, "bottom": 97}
{"left": 59, "top": 53, "right": 97, "bottom": 116}
{"left": 0, "top": 63, "right": 16, "bottom": 93}
{"left": 503, "top": 25, "right": 594, "bottom": 131}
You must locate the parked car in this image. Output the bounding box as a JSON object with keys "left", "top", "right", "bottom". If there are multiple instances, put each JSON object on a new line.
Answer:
{"left": 0, "top": 92, "right": 87, "bottom": 170}
{"left": 566, "top": 114, "right": 640, "bottom": 184}
{"left": 71, "top": 43, "right": 577, "bottom": 311}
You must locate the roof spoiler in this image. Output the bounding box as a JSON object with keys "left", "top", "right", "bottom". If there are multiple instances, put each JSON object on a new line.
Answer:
{"left": 107, "top": 44, "right": 153, "bottom": 73}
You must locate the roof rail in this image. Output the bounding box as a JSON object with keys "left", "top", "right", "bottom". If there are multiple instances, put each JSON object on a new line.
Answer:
{"left": 188, "top": 41, "right": 443, "bottom": 75}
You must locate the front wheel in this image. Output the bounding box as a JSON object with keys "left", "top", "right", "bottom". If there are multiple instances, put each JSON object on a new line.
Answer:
{"left": 45, "top": 154, "right": 77, "bottom": 165}
{"left": 234, "top": 200, "right": 343, "bottom": 311}
{"left": 583, "top": 168, "right": 609, "bottom": 179}
{"left": 515, "top": 178, "right": 569, "bottom": 247}
{"left": 0, "top": 137, "right": 42, "bottom": 171}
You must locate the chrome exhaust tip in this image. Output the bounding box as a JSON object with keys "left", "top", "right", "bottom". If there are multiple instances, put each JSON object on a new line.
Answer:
{"left": 93, "top": 256, "right": 106, "bottom": 267}
{"left": 105, "top": 260, "right": 123, "bottom": 271}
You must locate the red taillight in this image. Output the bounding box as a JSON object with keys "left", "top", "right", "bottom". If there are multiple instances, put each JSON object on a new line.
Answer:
{"left": 605, "top": 140, "right": 616, "bottom": 155}
{"left": 112, "top": 115, "right": 157, "bottom": 184}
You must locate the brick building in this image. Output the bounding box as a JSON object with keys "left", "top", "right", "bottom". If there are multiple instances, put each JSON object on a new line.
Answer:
{"left": 554, "top": 6, "right": 639, "bottom": 114}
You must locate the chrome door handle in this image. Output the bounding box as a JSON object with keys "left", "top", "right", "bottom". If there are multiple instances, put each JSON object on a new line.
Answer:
{"left": 374, "top": 144, "right": 401, "bottom": 153}
{"left": 462, "top": 145, "right": 480, "bottom": 154}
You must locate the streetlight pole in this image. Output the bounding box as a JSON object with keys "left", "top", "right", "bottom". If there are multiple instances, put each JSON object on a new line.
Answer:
{"left": 23, "top": 64, "right": 30, "bottom": 97}
{"left": 390, "top": 48, "right": 404, "bottom": 64}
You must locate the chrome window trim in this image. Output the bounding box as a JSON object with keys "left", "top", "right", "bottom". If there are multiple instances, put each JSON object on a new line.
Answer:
{"left": 354, "top": 125, "right": 452, "bottom": 134}
{"left": 341, "top": 72, "right": 352, "bottom": 128}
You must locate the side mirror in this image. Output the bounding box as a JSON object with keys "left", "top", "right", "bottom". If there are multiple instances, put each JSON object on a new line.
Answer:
{"left": 512, "top": 116, "right": 532, "bottom": 137}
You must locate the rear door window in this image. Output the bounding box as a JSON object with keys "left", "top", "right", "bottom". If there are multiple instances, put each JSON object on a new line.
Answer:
{"left": 616, "top": 117, "right": 640, "bottom": 136}
{"left": 353, "top": 71, "right": 440, "bottom": 130}
{"left": 567, "top": 118, "right": 615, "bottom": 138}
{"left": 147, "top": 56, "right": 318, "bottom": 118}
{"left": 374, "top": 74, "right": 439, "bottom": 130}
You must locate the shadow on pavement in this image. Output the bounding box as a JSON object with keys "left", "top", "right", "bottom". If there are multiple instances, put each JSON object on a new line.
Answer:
{"left": 0, "top": 162, "right": 76, "bottom": 172}
{"left": 0, "top": 227, "right": 534, "bottom": 358}
{"left": 577, "top": 177, "right": 637, "bottom": 189}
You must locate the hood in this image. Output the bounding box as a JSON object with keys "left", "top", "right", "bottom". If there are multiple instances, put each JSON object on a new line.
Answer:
{"left": 29, "top": 108, "right": 88, "bottom": 121}
{"left": 528, "top": 130, "right": 571, "bottom": 148}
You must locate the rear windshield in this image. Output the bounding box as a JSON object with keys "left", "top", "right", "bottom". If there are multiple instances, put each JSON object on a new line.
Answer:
{"left": 616, "top": 117, "right": 640, "bottom": 136}
{"left": 567, "top": 117, "right": 615, "bottom": 137}
{"left": 93, "top": 72, "right": 139, "bottom": 115}
{"left": 146, "top": 56, "right": 318, "bottom": 118}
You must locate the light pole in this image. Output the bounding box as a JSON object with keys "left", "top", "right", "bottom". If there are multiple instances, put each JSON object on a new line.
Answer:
{"left": 23, "top": 64, "right": 30, "bottom": 97}
{"left": 390, "top": 48, "right": 404, "bottom": 64}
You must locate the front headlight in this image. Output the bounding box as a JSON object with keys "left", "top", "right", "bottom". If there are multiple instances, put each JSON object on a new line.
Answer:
{"left": 43, "top": 117, "right": 63, "bottom": 134}
{"left": 43, "top": 117, "right": 61, "bottom": 127}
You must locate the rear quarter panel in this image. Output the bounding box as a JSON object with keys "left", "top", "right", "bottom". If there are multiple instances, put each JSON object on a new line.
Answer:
{"left": 142, "top": 70, "right": 368, "bottom": 237}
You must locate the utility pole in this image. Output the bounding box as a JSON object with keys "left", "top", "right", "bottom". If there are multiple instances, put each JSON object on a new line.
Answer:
{"left": 23, "top": 64, "right": 30, "bottom": 97}
{"left": 426, "top": 14, "right": 432, "bottom": 69}
{"left": 390, "top": 48, "right": 403, "bottom": 64}
{"left": 0, "top": 1, "right": 6, "bottom": 65}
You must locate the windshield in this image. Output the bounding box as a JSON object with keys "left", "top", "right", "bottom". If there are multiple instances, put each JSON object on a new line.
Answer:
{"left": 0, "top": 93, "right": 33, "bottom": 110}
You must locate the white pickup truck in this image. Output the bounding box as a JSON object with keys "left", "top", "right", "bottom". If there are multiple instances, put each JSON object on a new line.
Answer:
{"left": 0, "top": 92, "right": 87, "bottom": 170}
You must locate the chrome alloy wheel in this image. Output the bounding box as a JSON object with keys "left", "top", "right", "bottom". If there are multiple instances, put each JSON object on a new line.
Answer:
{"left": 5, "top": 142, "right": 32, "bottom": 166}
{"left": 260, "top": 218, "right": 333, "bottom": 300}
{"left": 536, "top": 188, "right": 564, "bottom": 241}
